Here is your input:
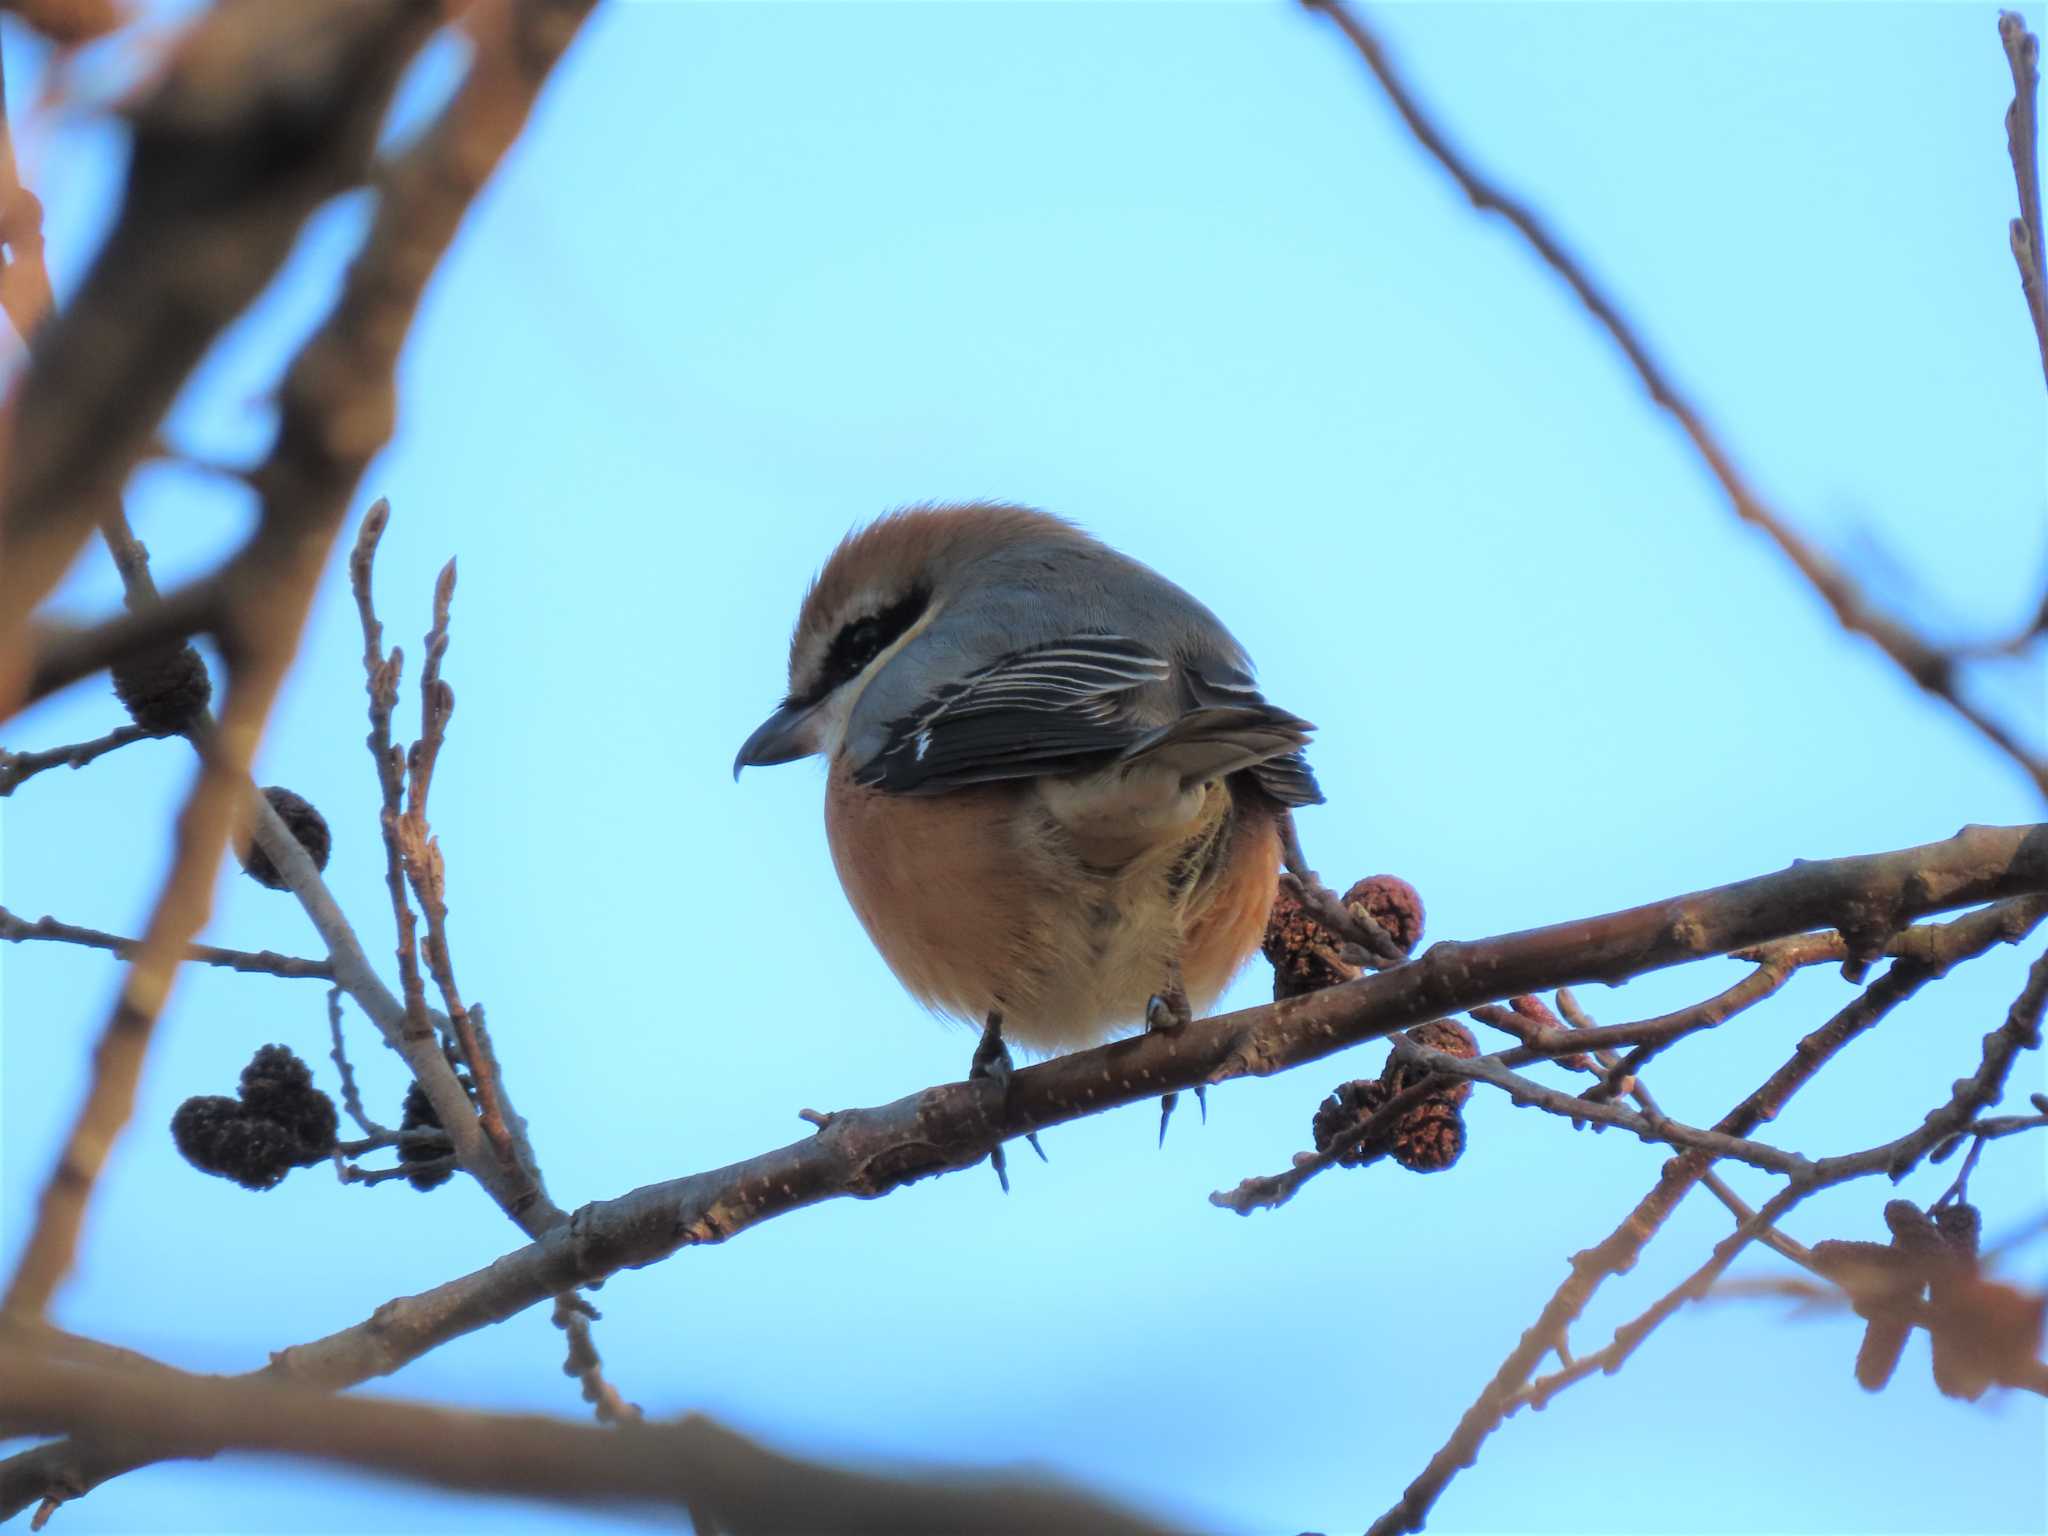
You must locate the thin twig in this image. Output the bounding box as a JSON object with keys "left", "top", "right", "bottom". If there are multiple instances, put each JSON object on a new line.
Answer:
{"left": 327, "top": 987, "right": 385, "bottom": 1136}
{"left": 1, "top": 603, "right": 355, "bottom": 1318}
{"left": 349, "top": 499, "right": 439, "bottom": 1057}
{"left": 1513, "top": 947, "right": 2048, "bottom": 1417}
{"left": 1511, "top": 1185, "right": 1812, "bottom": 1413}
{"left": 2002, "top": 11, "right": 2048, "bottom": 390}
{"left": 1385, "top": 1035, "right": 1815, "bottom": 1178}
{"left": 0, "top": 725, "right": 168, "bottom": 795}
{"left": 335, "top": 1129, "right": 450, "bottom": 1159}
{"left": 1276, "top": 808, "right": 1407, "bottom": 966}
{"left": 1215, "top": 899, "right": 2042, "bottom": 1215}
{"left": 1302, "top": 0, "right": 2048, "bottom": 801}
{"left": 0, "top": 905, "right": 334, "bottom": 981}
{"left": 395, "top": 555, "right": 516, "bottom": 1164}
{"left": 1365, "top": 898, "right": 2041, "bottom": 1536}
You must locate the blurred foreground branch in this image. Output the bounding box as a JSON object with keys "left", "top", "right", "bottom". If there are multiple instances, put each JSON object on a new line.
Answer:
{"left": 0, "top": 1347, "right": 1164, "bottom": 1536}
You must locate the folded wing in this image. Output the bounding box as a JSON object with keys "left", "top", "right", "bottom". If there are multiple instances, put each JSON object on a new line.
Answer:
{"left": 854, "top": 635, "right": 1323, "bottom": 806}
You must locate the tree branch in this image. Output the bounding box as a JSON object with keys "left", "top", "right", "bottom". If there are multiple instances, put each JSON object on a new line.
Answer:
{"left": 2002, "top": 11, "right": 2048, "bottom": 390}
{"left": 1300, "top": 0, "right": 2048, "bottom": 800}
{"left": 252, "top": 827, "right": 2048, "bottom": 1383}
{"left": 0, "top": 905, "right": 335, "bottom": 981}
{"left": 0, "top": 0, "right": 440, "bottom": 651}
{"left": 1364, "top": 897, "right": 2043, "bottom": 1536}
{"left": 0, "top": 1353, "right": 1166, "bottom": 1536}
{"left": 5, "top": 825, "right": 2045, "bottom": 1513}
{"left": 0, "top": 725, "right": 168, "bottom": 795}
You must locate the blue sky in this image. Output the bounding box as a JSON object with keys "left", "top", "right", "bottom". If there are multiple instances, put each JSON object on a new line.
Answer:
{"left": 3, "top": 3, "right": 2045, "bottom": 1532}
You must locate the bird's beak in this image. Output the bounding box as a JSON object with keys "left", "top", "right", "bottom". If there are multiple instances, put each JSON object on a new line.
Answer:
{"left": 733, "top": 699, "right": 822, "bottom": 779}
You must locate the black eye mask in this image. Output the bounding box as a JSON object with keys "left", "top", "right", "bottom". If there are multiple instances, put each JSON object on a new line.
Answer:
{"left": 803, "top": 585, "right": 930, "bottom": 704}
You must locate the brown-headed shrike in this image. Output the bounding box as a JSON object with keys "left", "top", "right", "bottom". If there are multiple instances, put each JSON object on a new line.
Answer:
{"left": 735, "top": 503, "right": 1322, "bottom": 1179}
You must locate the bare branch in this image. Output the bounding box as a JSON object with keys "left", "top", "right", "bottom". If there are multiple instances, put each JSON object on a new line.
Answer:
{"left": 1365, "top": 897, "right": 2039, "bottom": 1536}
{"left": 0, "top": 905, "right": 334, "bottom": 981}
{"left": 5, "top": 826, "right": 2044, "bottom": 1511}
{"left": 2002, "top": 11, "right": 2048, "bottom": 389}
{"left": 0, "top": 725, "right": 167, "bottom": 795}
{"left": 0, "top": 1352, "right": 1167, "bottom": 1536}
{"left": 1301, "top": 0, "right": 2048, "bottom": 800}
{"left": 1512, "top": 1185, "right": 1813, "bottom": 1414}
{"left": 0, "top": 0, "right": 439, "bottom": 649}
{"left": 326, "top": 987, "right": 385, "bottom": 1137}
{"left": 226, "top": 830, "right": 2048, "bottom": 1390}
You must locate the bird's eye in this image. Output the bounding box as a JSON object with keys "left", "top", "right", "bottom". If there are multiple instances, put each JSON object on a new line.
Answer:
{"left": 806, "top": 585, "right": 932, "bottom": 703}
{"left": 840, "top": 617, "right": 883, "bottom": 671}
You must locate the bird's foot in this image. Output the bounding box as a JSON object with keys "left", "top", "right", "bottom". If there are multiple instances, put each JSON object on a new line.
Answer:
{"left": 1145, "top": 985, "right": 1192, "bottom": 1034}
{"left": 969, "top": 1012, "right": 1043, "bottom": 1191}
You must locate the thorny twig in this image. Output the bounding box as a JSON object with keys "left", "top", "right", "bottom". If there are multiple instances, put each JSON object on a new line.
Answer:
{"left": 1301, "top": 0, "right": 2048, "bottom": 800}
{"left": 3, "top": 826, "right": 2043, "bottom": 1516}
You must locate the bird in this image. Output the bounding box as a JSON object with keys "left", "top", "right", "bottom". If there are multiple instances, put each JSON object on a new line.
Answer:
{"left": 734, "top": 503, "right": 1323, "bottom": 1163}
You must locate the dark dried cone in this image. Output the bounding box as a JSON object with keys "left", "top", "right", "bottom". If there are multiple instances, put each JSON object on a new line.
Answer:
{"left": 238, "top": 1044, "right": 339, "bottom": 1150}
{"left": 1390, "top": 1095, "right": 1466, "bottom": 1173}
{"left": 240, "top": 785, "right": 331, "bottom": 890}
{"left": 1263, "top": 887, "right": 1360, "bottom": 1000}
{"left": 1343, "top": 875, "right": 1425, "bottom": 957}
{"left": 1311, "top": 1078, "right": 1390, "bottom": 1166}
{"left": 399, "top": 1080, "right": 458, "bottom": 1190}
{"left": 1385, "top": 1019, "right": 1478, "bottom": 1107}
{"left": 169, "top": 1044, "right": 337, "bottom": 1192}
{"left": 110, "top": 642, "right": 211, "bottom": 734}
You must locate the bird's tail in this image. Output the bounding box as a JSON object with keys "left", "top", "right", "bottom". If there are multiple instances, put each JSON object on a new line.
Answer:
{"left": 1119, "top": 705, "right": 1317, "bottom": 797}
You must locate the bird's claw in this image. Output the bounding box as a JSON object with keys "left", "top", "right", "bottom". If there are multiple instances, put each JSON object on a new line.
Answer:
{"left": 1145, "top": 988, "right": 1191, "bottom": 1034}
{"left": 972, "top": 1012, "right": 1037, "bottom": 1191}
{"left": 1157, "top": 1083, "right": 1209, "bottom": 1146}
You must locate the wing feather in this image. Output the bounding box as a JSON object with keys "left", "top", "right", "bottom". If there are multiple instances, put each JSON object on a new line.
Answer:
{"left": 854, "top": 634, "right": 1322, "bottom": 805}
